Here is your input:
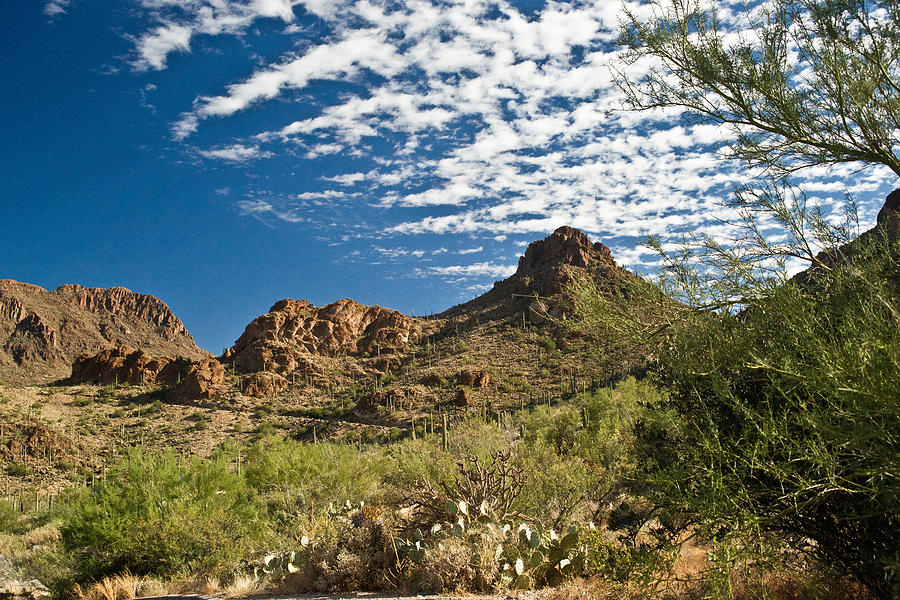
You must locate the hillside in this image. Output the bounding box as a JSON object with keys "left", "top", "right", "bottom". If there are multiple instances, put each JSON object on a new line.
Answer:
{"left": 0, "top": 282, "right": 207, "bottom": 385}
{"left": 0, "top": 226, "right": 662, "bottom": 498}
{"left": 0, "top": 208, "right": 896, "bottom": 600}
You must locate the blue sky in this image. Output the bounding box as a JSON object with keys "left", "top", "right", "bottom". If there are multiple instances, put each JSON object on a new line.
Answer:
{"left": 2, "top": 0, "right": 897, "bottom": 353}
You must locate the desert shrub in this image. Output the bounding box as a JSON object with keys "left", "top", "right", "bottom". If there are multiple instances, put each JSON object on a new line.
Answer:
{"left": 514, "top": 378, "right": 666, "bottom": 524}
{"left": 6, "top": 463, "right": 30, "bottom": 477}
{"left": 514, "top": 442, "right": 595, "bottom": 526}
{"left": 0, "top": 499, "right": 22, "bottom": 534}
{"left": 386, "top": 419, "right": 510, "bottom": 496}
{"left": 267, "top": 501, "right": 396, "bottom": 593}
{"left": 59, "top": 448, "right": 266, "bottom": 582}
{"left": 631, "top": 234, "right": 900, "bottom": 597}
{"left": 242, "top": 438, "right": 386, "bottom": 531}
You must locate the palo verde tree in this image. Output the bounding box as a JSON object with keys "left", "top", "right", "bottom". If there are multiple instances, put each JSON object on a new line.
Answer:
{"left": 594, "top": 0, "right": 900, "bottom": 597}
{"left": 617, "top": 0, "right": 900, "bottom": 178}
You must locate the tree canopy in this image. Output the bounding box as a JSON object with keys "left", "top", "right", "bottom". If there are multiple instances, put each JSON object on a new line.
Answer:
{"left": 618, "top": 0, "right": 900, "bottom": 178}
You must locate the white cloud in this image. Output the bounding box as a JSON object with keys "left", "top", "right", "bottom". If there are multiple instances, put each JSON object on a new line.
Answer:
{"left": 106, "top": 0, "right": 896, "bottom": 283}
{"left": 43, "top": 0, "right": 70, "bottom": 17}
{"left": 415, "top": 262, "right": 517, "bottom": 279}
{"left": 133, "top": 23, "right": 193, "bottom": 71}
{"left": 237, "top": 198, "right": 304, "bottom": 223}
{"left": 198, "top": 144, "right": 271, "bottom": 161}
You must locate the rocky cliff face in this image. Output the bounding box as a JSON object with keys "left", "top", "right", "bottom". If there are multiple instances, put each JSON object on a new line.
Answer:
{"left": 223, "top": 298, "right": 415, "bottom": 378}
{"left": 0, "top": 281, "right": 207, "bottom": 384}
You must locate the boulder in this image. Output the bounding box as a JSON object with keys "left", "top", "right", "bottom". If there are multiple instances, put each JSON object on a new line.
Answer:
{"left": 175, "top": 359, "right": 225, "bottom": 404}
{"left": 0, "top": 577, "right": 50, "bottom": 600}
{"left": 454, "top": 387, "right": 471, "bottom": 407}
{"left": 458, "top": 369, "right": 490, "bottom": 388}
{"left": 241, "top": 372, "right": 287, "bottom": 398}
{"left": 360, "top": 386, "right": 420, "bottom": 410}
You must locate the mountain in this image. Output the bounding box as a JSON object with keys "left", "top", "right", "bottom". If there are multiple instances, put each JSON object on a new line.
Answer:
{"left": 0, "top": 281, "right": 207, "bottom": 385}
{"left": 440, "top": 225, "right": 639, "bottom": 323}
{"left": 0, "top": 225, "right": 668, "bottom": 499}
{"left": 209, "top": 226, "right": 653, "bottom": 406}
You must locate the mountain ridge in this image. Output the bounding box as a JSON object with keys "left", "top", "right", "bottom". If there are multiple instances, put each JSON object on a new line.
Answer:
{"left": 0, "top": 280, "right": 207, "bottom": 385}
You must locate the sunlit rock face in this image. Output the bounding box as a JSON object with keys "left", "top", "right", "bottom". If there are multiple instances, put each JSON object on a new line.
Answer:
{"left": 0, "top": 280, "right": 205, "bottom": 384}
{"left": 224, "top": 297, "right": 414, "bottom": 375}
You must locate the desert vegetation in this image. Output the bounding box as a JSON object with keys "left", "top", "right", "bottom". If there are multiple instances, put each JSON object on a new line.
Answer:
{"left": 2, "top": 0, "right": 898, "bottom": 598}
{"left": 1, "top": 374, "right": 887, "bottom": 599}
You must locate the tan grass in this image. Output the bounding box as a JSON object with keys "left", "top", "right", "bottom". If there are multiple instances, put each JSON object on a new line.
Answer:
{"left": 221, "top": 573, "right": 265, "bottom": 598}
{"left": 20, "top": 524, "right": 60, "bottom": 546}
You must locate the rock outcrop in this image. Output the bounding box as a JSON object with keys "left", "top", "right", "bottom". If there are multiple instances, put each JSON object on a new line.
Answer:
{"left": 70, "top": 347, "right": 192, "bottom": 386}
{"left": 174, "top": 359, "right": 226, "bottom": 405}
{"left": 359, "top": 386, "right": 420, "bottom": 410}
{"left": 224, "top": 298, "right": 415, "bottom": 377}
{"left": 793, "top": 188, "right": 900, "bottom": 288}
{"left": 457, "top": 369, "right": 491, "bottom": 388}
{"left": 0, "top": 280, "right": 206, "bottom": 384}
{"left": 0, "top": 577, "right": 50, "bottom": 600}
{"left": 241, "top": 371, "right": 287, "bottom": 398}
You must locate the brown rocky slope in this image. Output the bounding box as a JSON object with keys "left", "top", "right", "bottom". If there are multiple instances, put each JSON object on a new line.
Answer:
{"left": 0, "top": 281, "right": 207, "bottom": 384}
{"left": 438, "top": 226, "right": 645, "bottom": 325}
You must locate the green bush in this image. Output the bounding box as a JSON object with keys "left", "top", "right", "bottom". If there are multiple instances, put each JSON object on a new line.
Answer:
{"left": 0, "top": 498, "right": 22, "bottom": 534}
{"left": 59, "top": 448, "right": 266, "bottom": 582}
{"left": 642, "top": 235, "right": 900, "bottom": 597}
{"left": 243, "top": 438, "right": 386, "bottom": 527}
{"left": 7, "top": 463, "right": 31, "bottom": 477}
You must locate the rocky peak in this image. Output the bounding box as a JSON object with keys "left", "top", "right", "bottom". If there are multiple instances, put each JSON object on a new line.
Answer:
{"left": 877, "top": 188, "right": 900, "bottom": 229}
{"left": 515, "top": 226, "right": 618, "bottom": 296}
{"left": 438, "top": 225, "right": 633, "bottom": 323}
{"left": 520, "top": 226, "right": 615, "bottom": 271}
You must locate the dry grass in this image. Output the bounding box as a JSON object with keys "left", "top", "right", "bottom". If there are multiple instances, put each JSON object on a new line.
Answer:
{"left": 221, "top": 573, "right": 267, "bottom": 598}
{"left": 71, "top": 572, "right": 169, "bottom": 600}
{"left": 20, "top": 524, "right": 60, "bottom": 546}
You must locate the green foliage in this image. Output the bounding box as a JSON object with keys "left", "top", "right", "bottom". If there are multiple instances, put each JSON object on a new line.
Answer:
{"left": 646, "top": 235, "right": 900, "bottom": 597}
{"left": 6, "top": 463, "right": 31, "bottom": 477}
{"left": 242, "top": 438, "right": 385, "bottom": 529}
{"left": 618, "top": 0, "right": 900, "bottom": 177}
{"left": 536, "top": 335, "right": 557, "bottom": 351}
{"left": 0, "top": 499, "right": 22, "bottom": 534}
{"left": 59, "top": 448, "right": 266, "bottom": 582}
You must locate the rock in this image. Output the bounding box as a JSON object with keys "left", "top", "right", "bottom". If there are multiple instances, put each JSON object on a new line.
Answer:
{"left": 372, "top": 355, "right": 402, "bottom": 373}
{"left": 793, "top": 189, "right": 900, "bottom": 289}
{"left": 241, "top": 371, "right": 287, "bottom": 398}
{"left": 515, "top": 226, "right": 617, "bottom": 296}
{"left": 437, "top": 225, "right": 638, "bottom": 323}
{"left": 175, "top": 359, "right": 225, "bottom": 404}
{"left": 360, "top": 386, "right": 419, "bottom": 410}
{"left": 226, "top": 298, "right": 415, "bottom": 375}
{"left": 0, "top": 578, "right": 51, "bottom": 600}
{"left": 70, "top": 347, "right": 192, "bottom": 386}
{"left": 0, "top": 280, "right": 206, "bottom": 384}
{"left": 5, "top": 314, "right": 57, "bottom": 365}
{"left": 454, "top": 387, "right": 471, "bottom": 407}
{"left": 457, "top": 369, "right": 490, "bottom": 388}
{"left": 877, "top": 188, "right": 900, "bottom": 230}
